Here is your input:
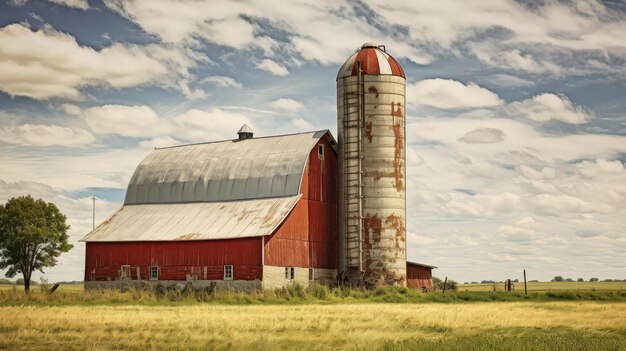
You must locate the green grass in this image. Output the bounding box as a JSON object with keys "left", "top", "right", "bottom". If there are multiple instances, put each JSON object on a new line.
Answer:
{"left": 0, "top": 283, "right": 625, "bottom": 307}
{"left": 460, "top": 281, "right": 625, "bottom": 292}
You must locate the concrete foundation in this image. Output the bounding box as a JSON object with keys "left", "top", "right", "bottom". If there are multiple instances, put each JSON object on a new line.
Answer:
{"left": 84, "top": 279, "right": 261, "bottom": 292}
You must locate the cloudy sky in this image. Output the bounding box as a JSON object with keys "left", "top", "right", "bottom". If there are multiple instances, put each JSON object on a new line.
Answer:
{"left": 1, "top": 0, "right": 625, "bottom": 283}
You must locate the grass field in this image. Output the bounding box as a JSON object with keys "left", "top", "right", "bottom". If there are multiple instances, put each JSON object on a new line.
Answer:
{"left": 1, "top": 302, "right": 624, "bottom": 350}
{"left": 459, "top": 281, "right": 626, "bottom": 292}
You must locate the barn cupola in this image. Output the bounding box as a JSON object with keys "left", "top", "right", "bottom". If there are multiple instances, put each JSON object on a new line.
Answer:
{"left": 237, "top": 124, "right": 253, "bottom": 140}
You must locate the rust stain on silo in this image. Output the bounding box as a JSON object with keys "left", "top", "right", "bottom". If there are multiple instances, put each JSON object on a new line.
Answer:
{"left": 385, "top": 214, "right": 405, "bottom": 250}
{"left": 363, "top": 214, "right": 382, "bottom": 244}
{"left": 391, "top": 102, "right": 403, "bottom": 117}
{"left": 368, "top": 86, "right": 379, "bottom": 98}
{"left": 392, "top": 121, "right": 404, "bottom": 192}
{"left": 365, "top": 121, "right": 373, "bottom": 143}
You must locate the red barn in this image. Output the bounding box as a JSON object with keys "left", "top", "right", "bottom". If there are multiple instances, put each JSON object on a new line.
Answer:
{"left": 406, "top": 261, "right": 437, "bottom": 290}
{"left": 81, "top": 128, "right": 337, "bottom": 290}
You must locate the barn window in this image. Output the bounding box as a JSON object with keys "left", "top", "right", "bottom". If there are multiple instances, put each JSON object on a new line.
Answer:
{"left": 224, "top": 265, "right": 233, "bottom": 280}
{"left": 308, "top": 268, "right": 314, "bottom": 281}
{"left": 318, "top": 144, "right": 324, "bottom": 160}
{"left": 120, "top": 265, "right": 131, "bottom": 280}
{"left": 285, "top": 267, "right": 295, "bottom": 280}
{"left": 149, "top": 266, "right": 159, "bottom": 281}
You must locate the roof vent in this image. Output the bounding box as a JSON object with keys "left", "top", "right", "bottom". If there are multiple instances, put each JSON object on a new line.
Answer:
{"left": 237, "top": 124, "right": 253, "bottom": 140}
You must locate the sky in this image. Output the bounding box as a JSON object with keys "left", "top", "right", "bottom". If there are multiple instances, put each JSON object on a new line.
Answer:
{"left": 0, "top": 0, "right": 625, "bottom": 283}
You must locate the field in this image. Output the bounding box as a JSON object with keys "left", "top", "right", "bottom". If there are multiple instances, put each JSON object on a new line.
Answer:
{"left": 1, "top": 302, "right": 625, "bottom": 350}
{"left": 460, "top": 281, "right": 625, "bottom": 292}
{"left": 0, "top": 283, "right": 625, "bottom": 350}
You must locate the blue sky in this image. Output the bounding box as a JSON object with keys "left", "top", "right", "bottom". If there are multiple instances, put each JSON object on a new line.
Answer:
{"left": 0, "top": 0, "right": 625, "bottom": 283}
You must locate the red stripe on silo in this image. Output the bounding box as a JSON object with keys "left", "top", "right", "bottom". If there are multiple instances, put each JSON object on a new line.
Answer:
{"left": 351, "top": 48, "right": 380, "bottom": 76}
{"left": 364, "top": 48, "right": 380, "bottom": 75}
{"left": 387, "top": 56, "right": 405, "bottom": 78}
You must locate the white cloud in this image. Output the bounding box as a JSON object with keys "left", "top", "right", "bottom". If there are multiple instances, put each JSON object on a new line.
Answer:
{"left": 1, "top": 124, "right": 94, "bottom": 147}
{"left": 291, "top": 118, "right": 312, "bottom": 129}
{"left": 577, "top": 159, "right": 624, "bottom": 178}
{"left": 83, "top": 105, "right": 166, "bottom": 138}
{"left": 173, "top": 108, "right": 253, "bottom": 142}
{"left": 0, "top": 23, "right": 205, "bottom": 100}
{"left": 509, "top": 93, "right": 593, "bottom": 124}
{"left": 458, "top": 128, "right": 504, "bottom": 144}
{"left": 201, "top": 76, "right": 242, "bottom": 88}
{"left": 271, "top": 98, "right": 304, "bottom": 112}
{"left": 48, "top": 0, "right": 89, "bottom": 10}
{"left": 60, "top": 103, "right": 81, "bottom": 116}
{"left": 137, "top": 136, "right": 179, "bottom": 150}
{"left": 407, "top": 79, "right": 502, "bottom": 109}
{"left": 519, "top": 165, "right": 556, "bottom": 180}
{"left": 257, "top": 59, "right": 289, "bottom": 76}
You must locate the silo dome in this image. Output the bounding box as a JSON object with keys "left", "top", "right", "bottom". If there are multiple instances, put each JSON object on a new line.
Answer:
{"left": 337, "top": 42, "right": 405, "bottom": 80}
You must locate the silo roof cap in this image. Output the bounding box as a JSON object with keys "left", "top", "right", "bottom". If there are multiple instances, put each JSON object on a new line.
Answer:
{"left": 337, "top": 43, "right": 405, "bottom": 80}
{"left": 361, "top": 41, "right": 379, "bottom": 48}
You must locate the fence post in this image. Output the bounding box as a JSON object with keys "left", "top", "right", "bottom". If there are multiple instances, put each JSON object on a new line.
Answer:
{"left": 523, "top": 269, "right": 528, "bottom": 295}
{"left": 442, "top": 277, "right": 448, "bottom": 294}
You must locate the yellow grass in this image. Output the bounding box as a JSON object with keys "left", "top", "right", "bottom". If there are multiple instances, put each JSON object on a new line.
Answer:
{"left": 1, "top": 302, "right": 624, "bottom": 350}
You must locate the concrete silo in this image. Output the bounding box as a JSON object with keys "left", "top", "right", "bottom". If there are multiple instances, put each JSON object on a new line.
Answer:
{"left": 337, "top": 42, "right": 407, "bottom": 287}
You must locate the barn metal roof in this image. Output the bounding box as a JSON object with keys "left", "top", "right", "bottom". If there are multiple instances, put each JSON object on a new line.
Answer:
{"left": 80, "top": 196, "right": 300, "bottom": 242}
{"left": 125, "top": 130, "right": 331, "bottom": 204}
{"left": 407, "top": 261, "right": 438, "bottom": 269}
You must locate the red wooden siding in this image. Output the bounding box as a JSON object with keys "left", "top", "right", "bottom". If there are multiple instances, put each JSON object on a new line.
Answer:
{"left": 265, "top": 136, "right": 337, "bottom": 269}
{"left": 406, "top": 263, "right": 433, "bottom": 290}
{"left": 307, "top": 136, "right": 337, "bottom": 268}
{"left": 85, "top": 238, "right": 262, "bottom": 281}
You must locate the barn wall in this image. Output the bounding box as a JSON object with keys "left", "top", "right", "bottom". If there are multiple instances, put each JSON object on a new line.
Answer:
{"left": 264, "top": 136, "right": 337, "bottom": 269}
{"left": 406, "top": 264, "right": 433, "bottom": 290}
{"left": 85, "top": 238, "right": 262, "bottom": 282}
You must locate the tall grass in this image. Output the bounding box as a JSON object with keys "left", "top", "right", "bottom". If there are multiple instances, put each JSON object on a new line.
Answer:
{"left": 0, "top": 283, "right": 624, "bottom": 306}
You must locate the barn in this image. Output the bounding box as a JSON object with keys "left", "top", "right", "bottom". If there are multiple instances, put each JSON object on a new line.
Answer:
{"left": 81, "top": 128, "right": 338, "bottom": 290}
{"left": 406, "top": 262, "right": 437, "bottom": 290}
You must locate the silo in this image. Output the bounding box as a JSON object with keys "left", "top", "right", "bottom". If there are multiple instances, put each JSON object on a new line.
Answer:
{"left": 337, "top": 42, "right": 406, "bottom": 287}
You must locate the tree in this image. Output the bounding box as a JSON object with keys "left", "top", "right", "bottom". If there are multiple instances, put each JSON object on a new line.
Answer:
{"left": 0, "top": 195, "right": 72, "bottom": 292}
{"left": 589, "top": 277, "right": 599, "bottom": 282}
{"left": 577, "top": 278, "right": 584, "bottom": 282}
{"left": 552, "top": 276, "right": 564, "bottom": 282}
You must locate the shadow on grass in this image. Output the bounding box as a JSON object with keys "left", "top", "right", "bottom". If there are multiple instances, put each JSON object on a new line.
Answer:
{"left": 381, "top": 327, "right": 626, "bottom": 351}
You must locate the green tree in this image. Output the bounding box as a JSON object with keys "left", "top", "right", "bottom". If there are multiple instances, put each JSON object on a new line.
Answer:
{"left": 552, "top": 276, "right": 564, "bottom": 282}
{"left": 0, "top": 195, "right": 72, "bottom": 292}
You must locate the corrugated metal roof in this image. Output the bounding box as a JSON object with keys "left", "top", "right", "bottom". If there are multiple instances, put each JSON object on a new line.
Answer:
{"left": 125, "top": 130, "right": 329, "bottom": 204}
{"left": 80, "top": 196, "right": 300, "bottom": 242}
{"left": 407, "top": 261, "right": 438, "bottom": 269}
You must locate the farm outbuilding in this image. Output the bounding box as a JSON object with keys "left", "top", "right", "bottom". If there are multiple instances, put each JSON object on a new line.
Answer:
{"left": 82, "top": 42, "right": 436, "bottom": 291}
{"left": 406, "top": 262, "right": 437, "bottom": 290}
{"left": 81, "top": 129, "right": 338, "bottom": 290}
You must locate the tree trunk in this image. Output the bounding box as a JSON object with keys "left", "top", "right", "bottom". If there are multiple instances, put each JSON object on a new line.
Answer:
{"left": 23, "top": 273, "right": 30, "bottom": 293}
